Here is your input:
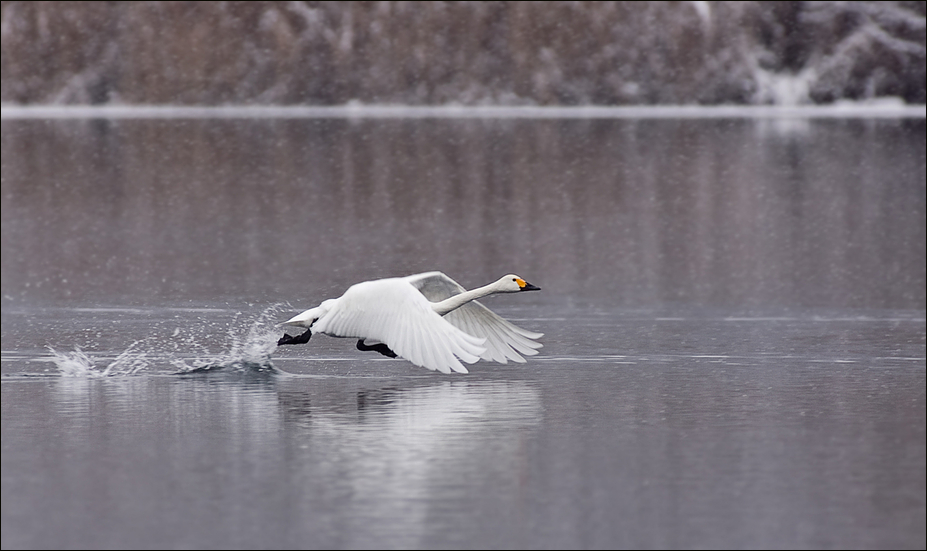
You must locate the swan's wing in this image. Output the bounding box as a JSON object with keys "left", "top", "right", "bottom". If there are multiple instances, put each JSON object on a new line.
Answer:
{"left": 404, "top": 271, "right": 468, "bottom": 302}
{"left": 404, "top": 272, "right": 544, "bottom": 364}
{"left": 313, "top": 278, "right": 486, "bottom": 374}
{"left": 444, "top": 301, "right": 544, "bottom": 364}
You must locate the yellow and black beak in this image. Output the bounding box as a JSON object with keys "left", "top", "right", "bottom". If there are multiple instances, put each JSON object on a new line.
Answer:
{"left": 517, "top": 279, "right": 541, "bottom": 292}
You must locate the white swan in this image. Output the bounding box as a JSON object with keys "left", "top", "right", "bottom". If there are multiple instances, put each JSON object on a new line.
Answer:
{"left": 277, "top": 272, "right": 543, "bottom": 374}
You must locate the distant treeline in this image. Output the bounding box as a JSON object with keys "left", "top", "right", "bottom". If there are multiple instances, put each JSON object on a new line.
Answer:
{"left": 2, "top": 1, "right": 924, "bottom": 105}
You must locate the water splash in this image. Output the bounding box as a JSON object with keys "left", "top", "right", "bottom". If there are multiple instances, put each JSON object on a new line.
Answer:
{"left": 48, "top": 343, "right": 149, "bottom": 377}
{"left": 170, "top": 306, "right": 285, "bottom": 374}
{"left": 47, "top": 305, "right": 289, "bottom": 377}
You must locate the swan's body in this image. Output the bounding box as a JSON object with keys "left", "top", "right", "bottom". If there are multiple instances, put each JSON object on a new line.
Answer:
{"left": 278, "top": 272, "right": 543, "bottom": 373}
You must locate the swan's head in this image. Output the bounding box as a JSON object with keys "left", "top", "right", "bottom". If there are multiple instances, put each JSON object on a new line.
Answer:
{"left": 498, "top": 274, "right": 541, "bottom": 293}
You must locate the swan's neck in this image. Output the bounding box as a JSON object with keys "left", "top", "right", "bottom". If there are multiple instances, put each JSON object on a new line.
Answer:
{"left": 431, "top": 282, "right": 499, "bottom": 316}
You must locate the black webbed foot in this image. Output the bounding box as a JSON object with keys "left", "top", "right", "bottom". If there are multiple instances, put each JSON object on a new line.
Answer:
{"left": 356, "top": 339, "right": 398, "bottom": 358}
{"left": 278, "top": 328, "right": 312, "bottom": 346}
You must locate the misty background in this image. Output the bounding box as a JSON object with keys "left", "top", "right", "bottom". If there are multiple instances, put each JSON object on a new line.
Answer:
{"left": 2, "top": 1, "right": 925, "bottom": 107}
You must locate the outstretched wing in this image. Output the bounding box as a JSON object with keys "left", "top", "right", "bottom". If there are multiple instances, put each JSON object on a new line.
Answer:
{"left": 312, "top": 278, "right": 486, "bottom": 374}
{"left": 404, "top": 272, "right": 544, "bottom": 364}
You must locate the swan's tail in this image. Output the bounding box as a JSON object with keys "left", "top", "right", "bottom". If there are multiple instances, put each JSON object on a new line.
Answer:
{"left": 278, "top": 306, "right": 321, "bottom": 329}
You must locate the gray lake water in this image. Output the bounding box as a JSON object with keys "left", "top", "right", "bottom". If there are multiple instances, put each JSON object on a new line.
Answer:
{"left": 2, "top": 113, "right": 925, "bottom": 549}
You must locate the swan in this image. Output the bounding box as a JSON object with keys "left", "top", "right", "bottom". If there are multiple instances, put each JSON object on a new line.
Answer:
{"left": 277, "top": 272, "right": 543, "bottom": 374}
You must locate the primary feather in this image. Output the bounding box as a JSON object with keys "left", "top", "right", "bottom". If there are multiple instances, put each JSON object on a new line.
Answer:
{"left": 404, "top": 272, "right": 544, "bottom": 364}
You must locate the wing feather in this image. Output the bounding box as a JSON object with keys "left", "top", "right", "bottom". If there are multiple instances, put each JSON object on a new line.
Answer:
{"left": 312, "top": 277, "right": 485, "bottom": 373}
{"left": 404, "top": 272, "right": 544, "bottom": 364}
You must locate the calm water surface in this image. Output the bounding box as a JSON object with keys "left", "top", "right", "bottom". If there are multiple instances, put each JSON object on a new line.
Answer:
{"left": 2, "top": 115, "right": 925, "bottom": 549}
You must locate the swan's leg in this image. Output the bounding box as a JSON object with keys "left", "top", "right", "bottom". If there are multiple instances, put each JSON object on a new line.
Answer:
{"left": 278, "top": 328, "right": 312, "bottom": 346}
{"left": 356, "top": 339, "right": 398, "bottom": 358}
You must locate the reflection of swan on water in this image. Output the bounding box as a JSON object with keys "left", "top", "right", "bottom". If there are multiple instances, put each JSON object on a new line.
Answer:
{"left": 276, "top": 378, "right": 542, "bottom": 547}
{"left": 277, "top": 272, "right": 544, "bottom": 373}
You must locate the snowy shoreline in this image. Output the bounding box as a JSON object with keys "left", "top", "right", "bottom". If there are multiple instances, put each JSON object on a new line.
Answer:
{"left": 3, "top": 101, "right": 925, "bottom": 120}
